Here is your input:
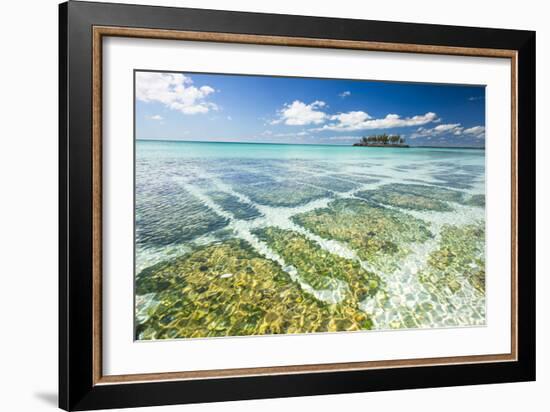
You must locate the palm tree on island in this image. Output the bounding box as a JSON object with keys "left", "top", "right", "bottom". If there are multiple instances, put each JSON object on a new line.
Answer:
{"left": 353, "top": 133, "right": 409, "bottom": 147}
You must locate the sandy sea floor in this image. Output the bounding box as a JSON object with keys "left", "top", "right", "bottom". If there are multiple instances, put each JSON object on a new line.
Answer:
{"left": 134, "top": 140, "right": 486, "bottom": 340}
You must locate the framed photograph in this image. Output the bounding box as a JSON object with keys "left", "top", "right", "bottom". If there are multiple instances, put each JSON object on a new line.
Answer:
{"left": 59, "top": 1, "right": 535, "bottom": 410}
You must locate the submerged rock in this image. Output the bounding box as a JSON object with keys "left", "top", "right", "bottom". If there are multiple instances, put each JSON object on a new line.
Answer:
{"left": 355, "top": 183, "right": 465, "bottom": 212}
{"left": 418, "top": 223, "right": 485, "bottom": 295}
{"left": 292, "top": 198, "right": 432, "bottom": 271}
{"left": 135, "top": 238, "right": 374, "bottom": 340}
{"left": 253, "top": 226, "right": 381, "bottom": 305}
{"left": 233, "top": 180, "right": 332, "bottom": 207}
{"left": 464, "top": 194, "right": 485, "bottom": 207}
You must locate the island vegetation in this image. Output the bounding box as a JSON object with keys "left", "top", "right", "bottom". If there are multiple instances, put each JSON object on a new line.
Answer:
{"left": 353, "top": 134, "right": 409, "bottom": 147}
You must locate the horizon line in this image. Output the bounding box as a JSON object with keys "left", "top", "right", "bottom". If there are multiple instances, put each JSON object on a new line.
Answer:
{"left": 135, "top": 138, "right": 485, "bottom": 149}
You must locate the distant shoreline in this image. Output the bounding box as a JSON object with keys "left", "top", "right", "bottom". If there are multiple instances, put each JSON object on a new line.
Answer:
{"left": 136, "top": 138, "right": 484, "bottom": 150}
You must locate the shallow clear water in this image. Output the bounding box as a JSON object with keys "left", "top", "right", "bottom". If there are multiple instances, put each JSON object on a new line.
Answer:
{"left": 135, "top": 140, "right": 486, "bottom": 339}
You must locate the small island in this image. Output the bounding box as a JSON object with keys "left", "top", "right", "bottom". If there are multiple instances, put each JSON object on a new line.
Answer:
{"left": 353, "top": 134, "right": 409, "bottom": 148}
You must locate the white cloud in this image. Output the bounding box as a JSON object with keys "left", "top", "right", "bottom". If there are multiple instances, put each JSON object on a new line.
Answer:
{"left": 328, "top": 111, "right": 371, "bottom": 128}
{"left": 433, "top": 123, "right": 462, "bottom": 133}
{"left": 318, "top": 111, "right": 438, "bottom": 132}
{"left": 410, "top": 123, "right": 485, "bottom": 139}
{"left": 339, "top": 91, "right": 351, "bottom": 98}
{"left": 136, "top": 72, "right": 217, "bottom": 115}
{"left": 271, "top": 100, "right": 328, "bottom": 126}
{"left": 463, "top": 125, "right": 485, "bottom": 138}
{"left": 410, "top": 123, "right": 464, "bottom": 139}
{"left": 148, "top": 114, "right": 163, "bottom": 121}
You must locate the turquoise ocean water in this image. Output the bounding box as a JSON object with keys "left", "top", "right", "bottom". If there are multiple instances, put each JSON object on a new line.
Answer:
{"left": 135, "top": 140, "right": 486, "bottom": 337}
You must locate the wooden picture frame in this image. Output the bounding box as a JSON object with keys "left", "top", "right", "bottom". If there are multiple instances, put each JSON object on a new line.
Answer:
{"left": 59, "top": 1, "right": 535, "bottom": 410}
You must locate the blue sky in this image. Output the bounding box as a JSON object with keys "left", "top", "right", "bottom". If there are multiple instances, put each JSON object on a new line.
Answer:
{"left": 135, "top": 70, "right": 486, "bottom": 147}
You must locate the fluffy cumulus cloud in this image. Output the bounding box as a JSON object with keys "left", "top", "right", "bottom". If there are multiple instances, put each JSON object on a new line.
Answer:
{"left": 267, "top": 99, "right": 477, "bottom": 142}
{"left": 339, "top": 91, "right": 351, "bottom": 98}
{"left": 317, "top": 111, "right": 438, "bottom": 132}
{"left": 136, "top": 72, "right": 217, "bottom": 115}
{"left": 410, "top": 123, "right": 485, "bottom": 139}
{"left": 271, "top": 100, "right": 328, "bottom": 126}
